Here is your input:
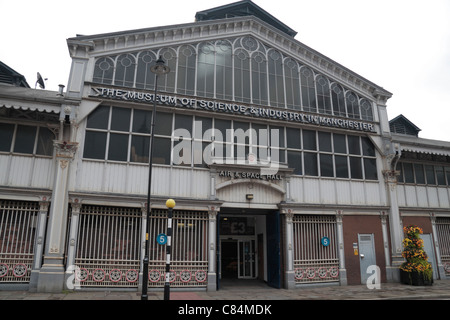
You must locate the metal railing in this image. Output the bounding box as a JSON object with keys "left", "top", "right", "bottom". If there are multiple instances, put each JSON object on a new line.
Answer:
{"left": 292, "top": 214, "right": 339, "bottom": 283}
{"left": 0, "top": 200, "right": 39, "bottom": 283}
{"left": 436, "top": 217, "right": 450, "bottom": 275}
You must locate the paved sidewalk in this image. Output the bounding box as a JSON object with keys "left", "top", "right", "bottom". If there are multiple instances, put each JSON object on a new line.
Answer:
{"left": 0, "top": 279, "right": 449, "bottom": 300}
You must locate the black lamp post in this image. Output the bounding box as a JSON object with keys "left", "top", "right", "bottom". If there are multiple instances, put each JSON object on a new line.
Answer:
{"left": 141, "top": 56, "right": 170, "bottom": 300}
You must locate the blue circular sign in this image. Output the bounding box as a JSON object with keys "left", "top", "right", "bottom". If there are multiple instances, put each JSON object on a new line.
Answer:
{"left": 321, "top": 236, "right": 330, "bottom": 247}
{"left": 156, "top": 233, "right": 167, "bottom": 245}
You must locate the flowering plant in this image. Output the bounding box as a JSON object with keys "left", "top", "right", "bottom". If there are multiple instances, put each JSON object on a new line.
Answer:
{"left": 399, "top": 225, "right": 432, "bottom": 281}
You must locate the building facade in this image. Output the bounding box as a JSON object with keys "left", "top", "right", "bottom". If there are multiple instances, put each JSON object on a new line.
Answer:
{"left": 1, "top": 1, "right": 449, "bottom": 293}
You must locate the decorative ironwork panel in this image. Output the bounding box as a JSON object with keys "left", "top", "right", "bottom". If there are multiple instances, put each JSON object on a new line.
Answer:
{"left": 292, "top": 214, "right": 339, "bottom": 283}
{"left": 436, "top": 217, "right": 450, "bottom": 275}
{"left": 73, "top": 205, "right": 141, "bottom": 288}
{"left": 148, "top": 209, "right": 209, "bottom": 287}
{"left": 0, "top": 200, "right": 40, "bottom": 283}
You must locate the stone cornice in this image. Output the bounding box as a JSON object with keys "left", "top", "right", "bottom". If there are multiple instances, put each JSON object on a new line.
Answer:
{"left": 67, "top": 16, "right": 392, "bottom": 102}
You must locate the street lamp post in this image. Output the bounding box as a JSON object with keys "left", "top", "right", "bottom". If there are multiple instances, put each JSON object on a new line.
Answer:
{"left": 141, "top": 56, "right": 170, "bottom": 301}
{"left": 164, "top": 198, "right": 176, "bottom": 300}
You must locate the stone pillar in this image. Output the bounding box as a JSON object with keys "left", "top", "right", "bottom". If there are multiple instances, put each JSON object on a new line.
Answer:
{"left": 37, "top": 141, "right": 78, "bottom": 292}
{"left": 29, "top": 196, "right": 50, "bottom": 292}
{"left": 207, "top": 206, "right": 219, "bottom": 291}
{"left": 383, "top": 169, "right": 403, "bottom": 282}
{"left": 283, "top": 209, "right": 295, "bottom": 289}
{"left": 64, "top": 198, "right": 82, "bottom": 290}
{"left": 336, "top": 210, "right": 347, "bottom": 285}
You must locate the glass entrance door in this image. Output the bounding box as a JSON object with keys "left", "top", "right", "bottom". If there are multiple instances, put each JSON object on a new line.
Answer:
{"left": 238, "top": 239, "right": 256, "bottom": 279}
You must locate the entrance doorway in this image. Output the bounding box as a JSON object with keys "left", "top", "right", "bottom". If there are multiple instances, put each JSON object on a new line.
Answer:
{"left": 221, "top": 239, "right": 256, "bottom": 279}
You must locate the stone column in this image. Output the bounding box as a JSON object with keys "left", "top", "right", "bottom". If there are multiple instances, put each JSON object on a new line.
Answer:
{"left": 383, "top": 169, "right": 403, "bottom": 282}
{"left": 207, "top": 206, "right": 219, "bottom": 291}
{"left": 64, "top": 198, "right": 82, "bottom": 290}
{"left": 29, "top": 196, "right": 50, "bottom": 292}
{"left": 282, "top": 209, "right": 295, "bottom": 289}
{"left": 37, "top": 141, "right": 78, "bottom": 292}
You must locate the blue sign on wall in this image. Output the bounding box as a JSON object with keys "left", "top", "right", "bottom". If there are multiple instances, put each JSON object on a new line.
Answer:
{"left": 321, "top": 236, "right": 330, "bottom": 247}
{"left": 156, "top": 233, "right": 167, "bottom": 245}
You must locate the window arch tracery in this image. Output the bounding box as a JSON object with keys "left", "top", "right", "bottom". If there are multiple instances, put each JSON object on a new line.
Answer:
{"left": 92, "top": 35, "right": 374, "bottom": 122}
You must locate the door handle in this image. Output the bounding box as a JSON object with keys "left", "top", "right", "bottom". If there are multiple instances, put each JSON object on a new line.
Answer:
{"left": 360, "top": 254, "right": 365, "bottom": 258}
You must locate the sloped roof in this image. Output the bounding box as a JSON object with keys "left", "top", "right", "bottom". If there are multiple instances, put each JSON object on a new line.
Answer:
{"left": 389, "top": 114, "right": 421, "bottom": 136}
{"left": 0, "top": 61, "right": 30, "bottom": 88}
{"left": 195, "top": 0, "right": 297, "bottom": 37}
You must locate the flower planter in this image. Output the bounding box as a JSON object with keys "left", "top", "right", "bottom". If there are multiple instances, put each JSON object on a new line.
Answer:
{"left": 400, "top": 269, "right": 433, "bottom": 286}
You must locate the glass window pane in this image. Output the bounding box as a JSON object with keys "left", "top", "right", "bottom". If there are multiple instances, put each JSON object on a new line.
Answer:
{"left": 348, "top": 136, "right": 360, "bottom": 155}
{"left": 87, "top": 105, "right": 109, "bottom": 129}
{"left": 364, "top": 158, "right": 378, "bottom": 180}
{"left": 175, "top": 114, "right": 192, "bottom": 133}
{"left": 0, "top": 123, "right": 15, "bottom": 152}
{"left": 132, "top": 109, "right": 152, "bottom": 134}
{"left": 304, "top": 152, "right": 318, "bottom": 176}
{"left": 414, "top": 164, "right": 425, "bottom": 184}
{"left": 397, "top": 163, "right": 404, "bottom": 183}
{"left": 130, "top": 135, "right": 149, "bottom": 163}
{"left": 445, "top": 167, "right": 450, "bottom": 186}
{"left": 270, "top": 125, "right": 284, "bottom": 148}
{"left": 153, "top": 137, "right": 171, "bottom": 164}
{"left": 302, "top": 130, "right": 316, "bottom": 150}
{"left": 361, "top": 137, "right": 375, "bottom": 156}
{"left": 436, "top": 166, "right": 446, "bottom": 185}
{"left": 252, "top": 123, "right": 267, "bottom": 146}
{"left": 425, "top": 165, "right": 436, "bottom": 185}
{"left": 111, "top": 107, "right": 131, "bottom": 131}
{"left": 287, "top": 150, "right": 302, "bottom": 175}
{"left": 403, "top": 163, "right": 414, "bottom": 183}
{"left": 83, "top": 131, "right": 107, "bottom": 159}
{"left": 320, "top": 154, "right": 333, "bottom": 177}
{"left": 154, "top": 112, "right": 172, "bottom": 136}
{"left": 333, "top": 133, "right": 346, "bottom": 153}
{"left": 335, "top": 155, "right": 348, "bottom": 178}
{"left": 194, "top": 116, "right": 212, "bottom": 139}
{"left": 214, "top": 119, "right": 231, "bottom": 142}
{"left": 286, "top": 127, "right": 300, "bottom": 149}
{"left": 318, "top": 131, "right": 331, "bottom": 152}
{"left": 108, "top": 133, "right": 129, "bottom": 161}
{"left": 36, "top": 127, "right": 54, "bottom": 156}
{"left": 14, "top": 125, "right": 36, "bottom": 154}
{"left": 349, "top": 157, "right": 363, "bottom": 179}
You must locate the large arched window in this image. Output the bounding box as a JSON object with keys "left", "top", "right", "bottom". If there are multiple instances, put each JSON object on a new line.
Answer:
{"left": 93, "top": 57, "right": 115, "bottom": 84}
{"left": 115, "top": 54, "right": 136, "bottom": 87}
{"left": 346, "top": 91, "right": 360, "bottom": 119}
{"left": 268, "top": 49, "right": 285, "bottom": 107}
{"left": 331, "top": 83, "right": 346, "bottom": 117}
{"left": 316, "top": 75, "right": 331, "bottom": 115}
{"left": 136, "top": 50, "right": 157, "bottom": 90}
{"left": 197, "top": 42, "right": 215, "bottom": 98}
{"left": 251, "top": 51, "right": 268, "bottom": 106}
{"left": 300, "top": 66, "right": 316, "bottom": 113}
{"left": 360, "top": 98, "right": 373, "bottom": 121}
{"left": 215, "top": 40, "right": 233, "bottom": 100}
{"left": 284, "top": 59, "right": 301, "bottom": 110}
{"left": 177, "top": 45, "right": 196, "bottom": 95}
{"left": 158, "top": 48, "right": 177, "bottom": 93}
{"left": 234, "top": 48, "right": 251, "bottom": 103}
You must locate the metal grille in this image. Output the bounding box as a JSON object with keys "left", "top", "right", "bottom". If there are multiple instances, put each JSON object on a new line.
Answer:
{"left": 436, "top": 217, "right": 450, "bottom": 275}
{"left": 148, "top": 209, "right": 209, "bottom": 287}
{"left": 292, "top": 215, "right": 339, "bottom": 283}
{"left": 73, "top": 205, "right": 142, "bottom": 287}
{"left": 0, "top": 200, "right": 40, "bottom": 283}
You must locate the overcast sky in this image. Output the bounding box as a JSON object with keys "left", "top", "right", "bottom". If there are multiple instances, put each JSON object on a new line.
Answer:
{"left": 2, "top": 0, "right": 449, "bottom": 141}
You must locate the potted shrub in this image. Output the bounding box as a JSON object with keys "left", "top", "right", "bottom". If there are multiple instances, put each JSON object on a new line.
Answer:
{"left": 399, "top": 225, "right": 433, "bottom": 286}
